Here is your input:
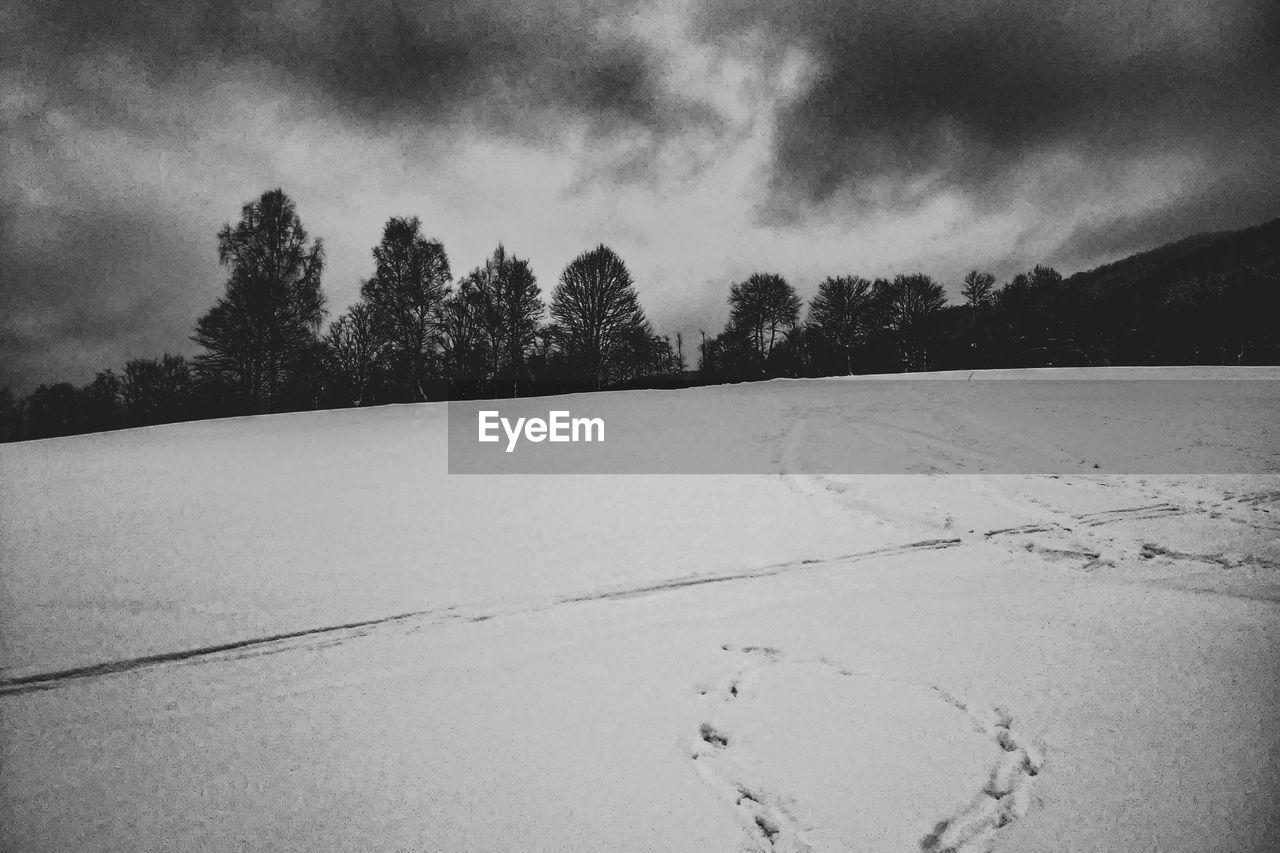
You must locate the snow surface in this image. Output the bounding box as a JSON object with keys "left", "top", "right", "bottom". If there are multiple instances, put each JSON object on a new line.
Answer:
{"left": 2, "top": 368, "right": 1278, "bottom": 852}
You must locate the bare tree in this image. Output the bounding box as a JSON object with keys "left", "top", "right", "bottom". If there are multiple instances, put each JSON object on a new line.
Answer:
{"left": 459, "top": 244, "right": 544, "bottom": 396}
{"left": 323, "top": 302, "right": 384, "bottom": 406}
{"left": 806, "top": 275, "right": 872, "bottom": 374}
{"left": 193, "top": 189, "right": 326, "bottom": 412}
{"left": 728, "top": 273, "right": 801, "bottom": 362}
{"left": 875, "top": 273, "right": 948, "bottom": 371}
{"left": 961, "top": 270, "right": 996, "bottom": 308}
{"left": 439, "top": 281, "right": 486, "bottom": 389}
{"left": 360, "top": 217, "right": 451, "bottom": 401}
{"left": 549, "top": 245, "right": 651, "bottom": 389}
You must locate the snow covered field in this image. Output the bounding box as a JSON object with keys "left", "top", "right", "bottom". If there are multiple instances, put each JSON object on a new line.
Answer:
{"left": 2, "top": 368, "right": 1278, "bottom": 852}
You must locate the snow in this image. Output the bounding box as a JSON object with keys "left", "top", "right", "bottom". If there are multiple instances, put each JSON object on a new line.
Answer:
{"left": 2, "top": 367, "right": 1278, "bottom": 852}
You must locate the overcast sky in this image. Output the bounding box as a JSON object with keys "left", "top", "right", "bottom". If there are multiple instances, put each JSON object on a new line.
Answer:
{"left": 3, "top": 0, "right": 1278, "bottom": 389}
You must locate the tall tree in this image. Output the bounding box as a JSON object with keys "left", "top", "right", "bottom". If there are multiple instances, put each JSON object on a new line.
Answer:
{"left": 548, "top": 245, "right": 651, "bottom": 390}
{"left": 439, "top": 282, "right": 486, "bottom": 392}
{"left": 323, "top": 302, "right": 384, "bottom": 406}
{"left": 957, "top": 271, "right": 997, "bottom": 366}
{"left": 360, "top": 216, "right": 451, "bottom": 401}
{"left": 807, "top": 275, "right": 873, "bottom": 374}
{"left": 459, "top": 244, "right": 543, "bottom": 396}
{"left": 192, "top": 189, "right": 326, "bottom": 412}
{"left": 961, "top": 270, "right": 995, "bottom": 308}
{"left": 875, "top": 273, "right": 948, "bottom": 371}
{"left": 728, "top": 273, "right": 801, "bottom": 363}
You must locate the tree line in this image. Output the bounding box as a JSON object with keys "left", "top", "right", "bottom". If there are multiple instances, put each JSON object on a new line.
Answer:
{"left": 2, "top": 191, "right": 1277, "bottom": 443}
{"left": 697, "top": 217, "right": 1280, "bottom": 382}
{"left": 1, "top": 189, "right": 681, "bottom": 441}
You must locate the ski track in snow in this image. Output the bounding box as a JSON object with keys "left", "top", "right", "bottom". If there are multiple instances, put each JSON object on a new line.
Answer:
{"left": 1139, "top": 542, "right": 1280, "bottom": 570}
{"left": 557, "top": 537, "right": 962, "bottom": 605}
{"left": 6, "top": 481, "right": 1276, "bottom": 695}
{"left": 688, "top": 644, "right": 1044, "bottom": 853}
{"left": 0, "top": 611, "right": 435, "bottom": 695}
{"left": 776, "top": 410, "right": 1278, "bottom": 577}
{"left": 988, "top": 488, "right": 1280, "bottom": 581}
{"left": 0, "top": 537, "right": 963, "bottom": 696}
{"left": 1073, "top": 502, "right": 1186, "bottom": 527}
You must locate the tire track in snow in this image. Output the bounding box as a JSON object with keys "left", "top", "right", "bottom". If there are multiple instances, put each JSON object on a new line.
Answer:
{"left": 689, "top": 645, "right": 1044, "bottom": 853}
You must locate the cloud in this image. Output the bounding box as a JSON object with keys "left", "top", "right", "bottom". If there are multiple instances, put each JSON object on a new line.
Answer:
{"left": 692, "top": 0, "right": 1280, "bottom": 219}
{"left": 2, "top": 0, "right": 1278, "bottom": 389}
{"left": 8, "top": 0, "right": 717, "bottom": 143}
{"left": 0, "top": 0, "right": 755, "bottom": 389}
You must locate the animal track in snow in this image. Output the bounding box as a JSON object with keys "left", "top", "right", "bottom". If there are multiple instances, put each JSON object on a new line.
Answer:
{"left": 689, "top": 644, "right": 1042, "bottom": 853}
{"left": 690, "top": 646, "right": 815, "bottom": 852}
{"left": 920, "top": 693, "right": 1044, "bottom": 853}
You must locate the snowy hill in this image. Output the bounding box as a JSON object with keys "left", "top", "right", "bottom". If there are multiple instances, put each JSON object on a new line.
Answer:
{"left": 3, "top": 368, "right": 1278, "bottom": 852}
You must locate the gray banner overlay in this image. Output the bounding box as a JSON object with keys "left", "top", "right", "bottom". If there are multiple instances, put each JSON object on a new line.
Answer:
{"left": 447, "top": 379, "right": 1280, "bottom": 474}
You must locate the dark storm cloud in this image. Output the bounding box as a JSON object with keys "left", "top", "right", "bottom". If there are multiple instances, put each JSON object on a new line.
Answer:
{"left": 0, "top": 185, "right": 218, "bottom": 391}
{"left": 9, "top": 0, "right": 705, "bottom": 139}
{"left": 694, "top": 0, "right": 1280, "bottom": 219}
{"left": 3, "top": 0, "right": 1279, "bottom": 390}
{"left": 2, "top": 0, "right": 711, "bottom": 389}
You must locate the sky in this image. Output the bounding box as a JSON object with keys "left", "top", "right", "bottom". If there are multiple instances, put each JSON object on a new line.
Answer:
{"left": 2, "top": 0, "right": 1278, "bottom": 390}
